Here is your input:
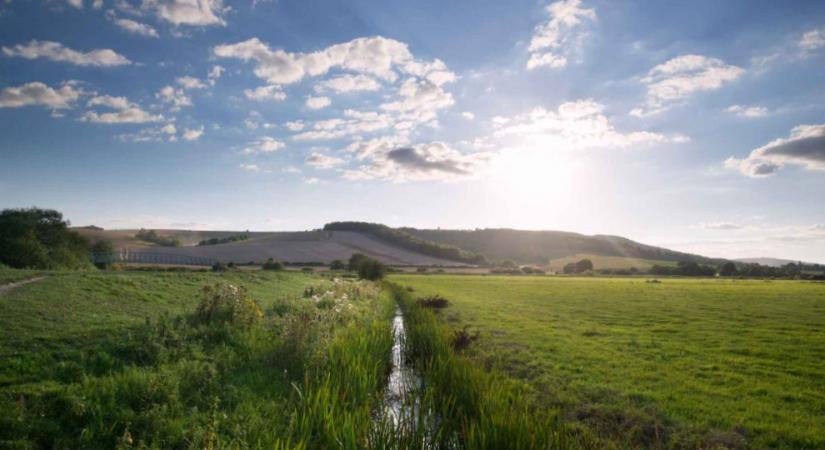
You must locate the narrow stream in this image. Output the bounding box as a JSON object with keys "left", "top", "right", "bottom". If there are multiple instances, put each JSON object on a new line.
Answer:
{"left": 381, "top": 305, "right": 421, "bottom": 428}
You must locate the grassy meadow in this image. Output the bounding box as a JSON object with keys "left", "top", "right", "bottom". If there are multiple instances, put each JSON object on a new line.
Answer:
{"left": 0, "top": 267, "right": 398, "bottom": 449}
{"left": 391, "top": 274, "right": 825, "bottom": 449}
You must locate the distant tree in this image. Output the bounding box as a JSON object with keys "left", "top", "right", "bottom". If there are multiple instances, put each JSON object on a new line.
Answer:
{"left": 91, "top": 240, "right": 115, "bottom": 269}
{"left": 500, "top": 260, "right": 518, "bottom": 269}
{"left": 358, "top": 258, "right": 387, "bottom": 281}
{"left": 575, "top": 259, "right": 594, "bottom": 273}
{"left": 719, "top": 261, "right": 738, "bottom": 277}
{"left": 0, "top": 208, "right": 92, "bottom": 269}
{"left": 329, "top": 259, "right": 346, "bottom": 270}
{"left": 563, "top": 262, "right": 577, "bottom": 274}
{"left": 348, "top": 253, "right": 370, "bottom": 271}
{"left": 262, "top": 258, "right": 284, "bottom": 271}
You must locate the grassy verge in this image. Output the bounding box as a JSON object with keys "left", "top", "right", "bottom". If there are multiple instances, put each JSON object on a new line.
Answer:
{"left": 386, "top": 282, "right": 588, "bottom": 450}
{"left": 390, "top": 274, "right": 825, "bottom": 449}
{"left": 0, "top": 269, "right": 395, "bottom": 449}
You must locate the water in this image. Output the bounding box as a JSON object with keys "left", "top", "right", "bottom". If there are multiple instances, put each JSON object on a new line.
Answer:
{"left": 382, "top": 305, "right": 421, "bottom": 427}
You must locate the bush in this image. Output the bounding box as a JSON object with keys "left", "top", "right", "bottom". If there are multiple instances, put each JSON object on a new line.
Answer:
{"left": 329, "top": 259, "right": 346, "bottom": 270}
{"left": 348, "top": 253, "right": 369, "bottom": 271}
{"left": 357, "top": 258, "right": 387, "bottom": 281}
{"left": 262, "top": 258, "right": 283, "bottom": 271}
{"left": 417, "top": 294, "right": 449, "bottom": 309}
{"left": 194, "top": 283, "right": 263, "bottom": 329}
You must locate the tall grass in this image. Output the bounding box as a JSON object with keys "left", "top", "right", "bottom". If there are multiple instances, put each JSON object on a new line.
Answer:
{"left": 386, "top": 282, "right": 593, "bottom": 450}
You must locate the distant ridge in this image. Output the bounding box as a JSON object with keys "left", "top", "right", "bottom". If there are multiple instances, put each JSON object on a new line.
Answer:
{"left": 398, "top": 227, "right": 725, "bottom": 266}
{"left": 734, "top": 257, "right": 812, "bottom": 267}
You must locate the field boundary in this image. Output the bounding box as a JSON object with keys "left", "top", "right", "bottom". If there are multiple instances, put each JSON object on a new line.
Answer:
{"left": 0, "top": 276, "right": 47, "bottom": 296}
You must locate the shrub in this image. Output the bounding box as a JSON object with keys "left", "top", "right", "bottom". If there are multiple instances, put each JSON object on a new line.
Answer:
{"left": 262, "top": 258, "right": 284, "bottom": 271}
{"left": 416, "top": 267, "right": 428, "bottom": 273}
{"left": 329, "top": 259, "right": 346, "bottom": 270}
{"left": 194, "top": 283, "right": 263, "bottom": 329}
{"left": 575, "top": 259, "right": 594, "bottom": 273}
{"left": 450, "top": 325, "right": 479, "bottom": 352}
{"left": 357, "top": 258, "right": 386, "bottom": 281}
{"left": 348, "top": 253, "right": 369, "bottom": 271}
{"left": 417, "top": 294, "right": 449, "bottom": 309}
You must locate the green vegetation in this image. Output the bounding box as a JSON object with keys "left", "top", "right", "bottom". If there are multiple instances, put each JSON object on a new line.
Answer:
{"left": 198, "top": 233, "right": 250, "bottom": 246}
{"left": 262, "top": 257, "right": 284, "bottom": 271}
{"left": 548, "top": 254, "right": 672, "bottom": 273}
{"left": 387, "top": 283, "right": 579, "bottom": 449}
{"left": 0, "top": 269, "right": 396, "bottom": 448}
{"left": 0, "top": 208, "right": 93, "bottom": 270}
{"left": 390, "top": 274, "right": 825, "bottom": 449}
{"left": 325, "top": 221, "right": 488, "bottom": 265}
{"left": 135, "top": 228, "right": 181, "bottom": 247}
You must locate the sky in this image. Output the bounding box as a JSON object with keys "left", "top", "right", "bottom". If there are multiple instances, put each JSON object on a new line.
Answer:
{"left": 1, "top": 0, "right": 824, "bottom": 262}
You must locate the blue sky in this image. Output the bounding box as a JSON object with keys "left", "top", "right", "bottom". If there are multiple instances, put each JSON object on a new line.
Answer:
{"left": 1, "top": 0, "right": 824, "bottom": 262}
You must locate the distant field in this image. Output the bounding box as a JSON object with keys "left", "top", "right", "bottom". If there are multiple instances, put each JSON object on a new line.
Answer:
{"left": 75, "top": 228, "right": 466, "bottom": 266}
{"left": 547, "top": 253, "right": 676, "bottom": 272}
{"left": 391, "top": 274, "right": 825, "bottom": 449}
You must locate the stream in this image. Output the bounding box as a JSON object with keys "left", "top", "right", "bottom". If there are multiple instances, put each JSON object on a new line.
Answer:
{"left": 381, "top": 305, "right": 422, "bottom": 428}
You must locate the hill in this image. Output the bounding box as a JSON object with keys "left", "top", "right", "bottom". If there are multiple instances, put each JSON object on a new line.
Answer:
{"left": 735, "top": 257, "right": 809, "bottom": 267}
{"left": 399, "top": 228, "right": 725, "bottom": 266}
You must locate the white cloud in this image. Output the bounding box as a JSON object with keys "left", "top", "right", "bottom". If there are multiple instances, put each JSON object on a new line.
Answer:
{"left": 461, "top": 111, "right": 475, "bottom": 120}
{"left": 2, "top": 40, "right": 131, "bottom": 66}
{"left": 727, "top": 104, "right": 768, "bottom": 118}
{"left": 176, "top": 76, "right": 207, "bottom": 89}
{"left": 527, "top": 0, "right": 596, "bottom": 70}
{"left": 700, "top": 221, "right": 743, "bottom": 230}
{"left": 799, "top": 28, "right": 825, "bottom": 51}
{"left": 207, "top": 65, "right": 224, "bottom": 85}
{"left": 183, "top": 126, "right": 204, "bottom": 141}
{"left": 306, "top": 95, "right": 331, "bottom": 109}
{"left": 304, "top": 177, "right": 320, "bottom": 184}
{"left": 241, "top": 136, "right": 285, "bottom": 154}
{"left": 292, "top": 109, "right": 395, "bottom": 141}
{"left": 315, "top": 74, "right": 381, "bottom": 93}
{"left": 83, "top": 94, "right": 163, "bottom": 124}
{"left": 141, "top": 0, "right": 227, "bottom": 26}
{"left": 725, "top": 124, "right": 825, "bottom": 177}
{"left": 0, "top": 81, "right": 82, "bottom": 109}
{"left": 239, "top": 163, "right": 261, "bottom": 172}
{"left": 93, "top": 0, "right": 104, "bottom": 8}
{"left": 631, "top": 54, "right": 744, "bottom": 117}
{"left": 156, "top": 85, "right": 191, "bottom": 110}
{"left": 284, "top": 120, "right": 305, "bottom": 131}
{"left": 244, "top": 85, "right": 286, "bottom": 102}
{"left": 113, "top": 18, "right": 159, "bottom": 38}
{"left": 493, "top": 99, "right": 679, "bottom": 150}
{"left": 67, "top": 0, "right": 83, "bottom": 8}
{"left": 343, "top": 141, "right": 490, "bottom": 182}
{"left": 305, "top": 152, "right": 344, "bottom": 169}
{"left": 212, "top": 36, "right": 455, "bottom": 87}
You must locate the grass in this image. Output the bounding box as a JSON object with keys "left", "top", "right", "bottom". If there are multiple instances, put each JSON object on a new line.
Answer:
{"left": 0, "top": 268, "right": 395, "bottom": 448}
{"left": 390, "top": 274, "right": 825, "bottom": 449}
{"left": 546, "top": 254, "right": 676, "bottom": 272}
{"left": 0, "top": 266, "right": 40, "bottom": 284}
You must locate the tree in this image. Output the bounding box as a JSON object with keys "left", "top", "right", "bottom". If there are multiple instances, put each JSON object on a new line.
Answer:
{"left": 575, "top": 259, "right": 594, "bottom": 273}
{"left": 348, "top": 253, "right": 370, "bottom": 271}
{"left": 262, "top": 258, "right": 283, "bottom": 271}
{"left": 0, "top": 208, "right": 91, "bottom": 269}
{"left": 563, "top": 262, "right": 577, "bottom": 274}
{"left": 358, "top": 258, "right": 387, "bottom": 281}
{"left": 329, "top": 259, "right": 346, "bottom": 270}
{"left": 719, "top": 261, "right": 738, "bottom": 277}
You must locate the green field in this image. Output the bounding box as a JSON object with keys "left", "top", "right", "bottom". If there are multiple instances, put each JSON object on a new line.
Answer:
{"left": 546, "top": 254, "right": 676, "bottom": 272}
{"left": 0, "top": 268, "right": 397, "bottom": 448}
{"left": 391, "top": 274, "right": 825, "bottom": 449}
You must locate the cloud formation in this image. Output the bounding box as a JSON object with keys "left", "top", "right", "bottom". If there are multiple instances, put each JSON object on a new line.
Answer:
{"left": 2, "top": 40, "right": 131, "bottom": 66}
{"left": 527, "top": 0, "right": 596, "bottom": 70}
{"left": 112, "top": 18, "right": 159, "bottom": 37}
{"left": 244, "top": 85, "right": 286, "bottom": 102}
{"left": 0, "top": 81, "right": 82, "bottom": 109}
{"left": 315, "top": 74, "right": 381, "bottom": 94}
{"left": 241, "top": 136, "right": 285, "bottom": 154}
{"left": 631, "top": 54, "right": 744, "bottom": 117}
{"left": 213, "top": 36, "right": 454, "bottom": 87}
{"left": 305, "top": 152, "right": 344, "bottom": 169}
{"left": 493, "top": 99, "right": 677, "bottom": 150}
{"left": 727, "top": 104, "right": 768, "bottom": 118}
{"left": 140, "top": 0, "right": 227, "bottom": 26}
{"left": 305, "top": 96, "right": 331, "bottom": 110}
{"left": 83, "top": 94, "right": 163, "bottom": 124}
{"left": 343, "top": 141, "right": 490, "bottom": 182}
{"left": 726, "top": 124, "right": 825, "bottom": 177}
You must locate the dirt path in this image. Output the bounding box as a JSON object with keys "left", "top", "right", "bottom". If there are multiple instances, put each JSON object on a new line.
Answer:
{"left": 0, "top": 276, "right": 47, "bottom": 296}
